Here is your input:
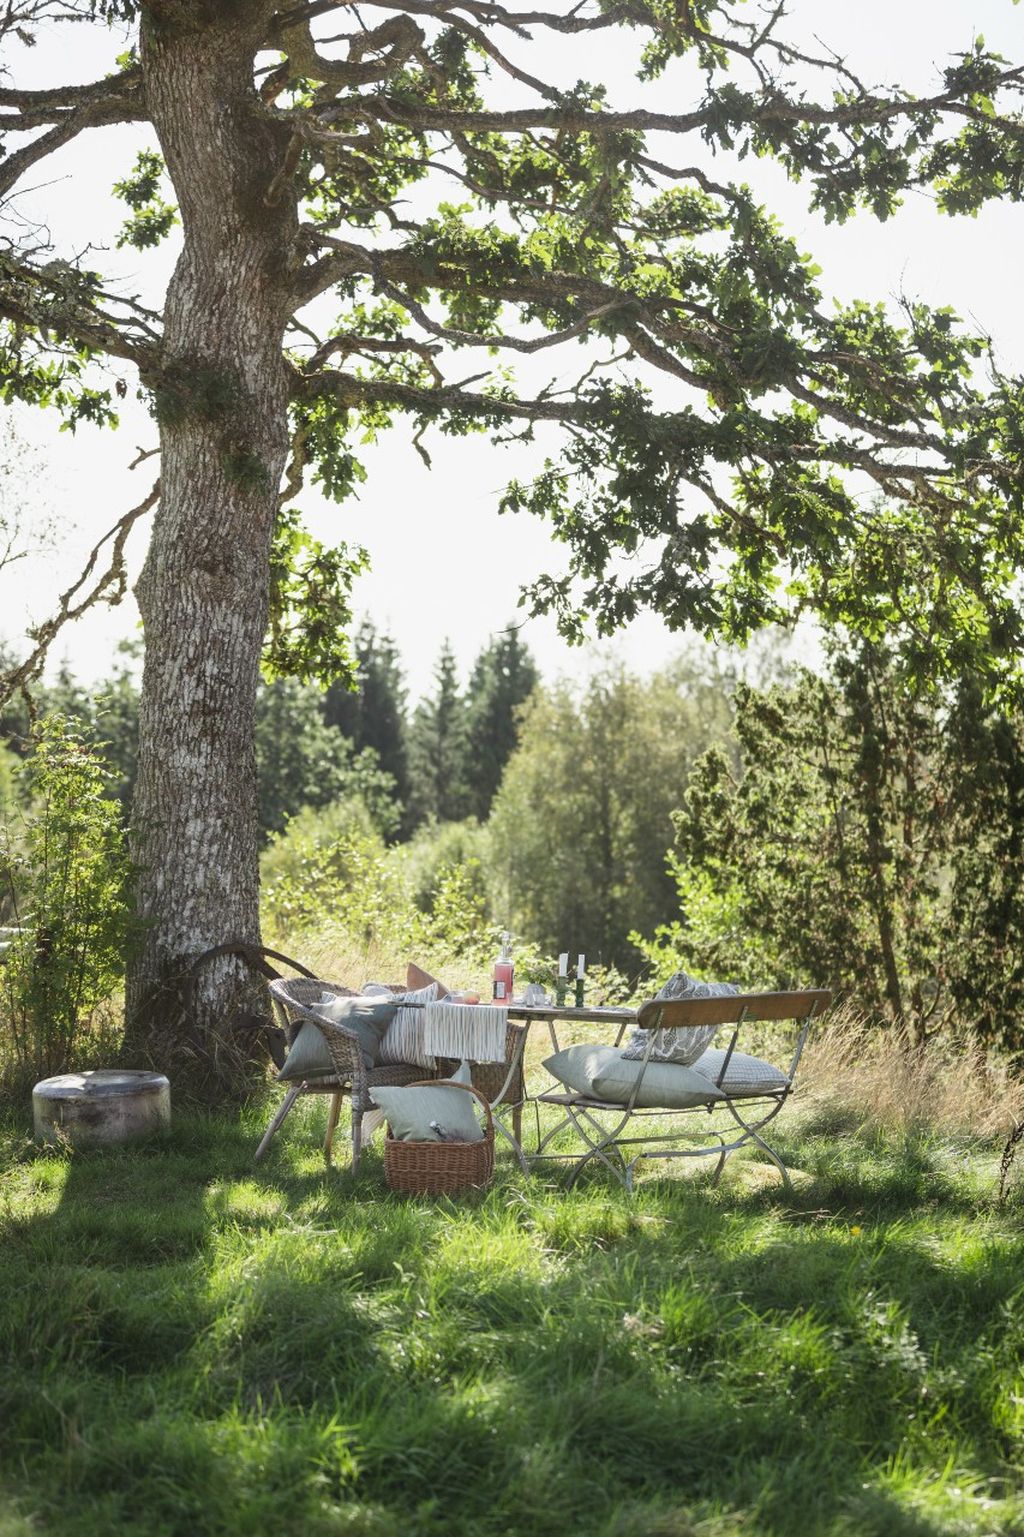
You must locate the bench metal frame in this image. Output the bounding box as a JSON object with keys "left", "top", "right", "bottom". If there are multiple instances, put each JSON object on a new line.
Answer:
{"left": 529, "top": 989, "right": 830, "bottom": 1193}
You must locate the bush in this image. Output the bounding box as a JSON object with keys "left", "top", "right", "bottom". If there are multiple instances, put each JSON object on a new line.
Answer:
{"left": 0, "top": 716, "right": 138, "bottom": 1089}
{"left": 395, "top": 818, "right": 489, "bottom": 915}
{"left": 262, "top": 802, "right": 510, "bottom": 981}
{"left": 259, "top": 797, "right": 398, "bottom": 941}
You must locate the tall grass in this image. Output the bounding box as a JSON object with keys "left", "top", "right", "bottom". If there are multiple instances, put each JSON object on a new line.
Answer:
{"left": 800, "top": 1005, "right": 1024, "bottom": 1141}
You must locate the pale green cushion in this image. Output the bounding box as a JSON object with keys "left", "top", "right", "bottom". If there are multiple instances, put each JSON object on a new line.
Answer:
{"left": 543, "top": 1044, "right": 725, "bottom": 1110}
{"left": 277, "top": 993, "right": 398, "bottom": 1081}
{"left": 373, "top": 1083, "right": 485, "bottom": 1143}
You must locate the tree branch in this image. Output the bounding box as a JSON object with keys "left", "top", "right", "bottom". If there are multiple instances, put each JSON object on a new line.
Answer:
{"left": 0, "top": 252, "right": 159, "bottom": 371}
{"left": 0, "top": 481, "right": 158, "bottom": 710}
{"left": 0, "top": 64, "right": 143, "bottom": 121}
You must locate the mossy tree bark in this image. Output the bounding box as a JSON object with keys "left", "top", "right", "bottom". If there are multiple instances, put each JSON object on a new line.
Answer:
{"left": 125, "top": 2, "right": 297, "bottom": 1081}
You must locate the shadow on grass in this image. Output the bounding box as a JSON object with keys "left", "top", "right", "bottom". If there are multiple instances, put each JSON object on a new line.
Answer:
{"left": 0, "top": 1100, "right": 1020, "bottom": 1536}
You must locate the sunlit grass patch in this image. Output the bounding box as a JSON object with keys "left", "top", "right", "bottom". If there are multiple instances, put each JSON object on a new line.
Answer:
{"left": 1, "top": 1104, "right": 1024, "bottom": 1535}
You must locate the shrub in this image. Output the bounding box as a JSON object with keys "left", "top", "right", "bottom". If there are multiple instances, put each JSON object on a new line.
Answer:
{"left": 395, "top": 817, "right": 489, "bottom": 914}
{"left": 0, "top": 715, "right": 139, "bottom": 1088}
{"left": 259, "top": 797, "right": 399, "bottom": 942}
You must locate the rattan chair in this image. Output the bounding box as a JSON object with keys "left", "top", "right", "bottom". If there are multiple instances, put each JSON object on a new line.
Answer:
{"left": 532, "top": 989, "right": 831, "bottom": 1193}
{"left": 256, "top": 977, "right": 525, "bottom": 1171}
{"left": 254, "top": 977, "right": 427, "bottom": 1170}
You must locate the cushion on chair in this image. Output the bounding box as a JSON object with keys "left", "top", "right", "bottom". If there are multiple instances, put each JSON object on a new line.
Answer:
{"left": 690, "top": 1047, "right": 789, "bottom": 1096}
{"left": 406, "top": 962, "right": 450, "bottom": 998}
{"left": 372, "top": 1082, "right": 485, "bottom": 1142}
{"left": 622, "top": 971, "right": 738, "bottom": 1067}
{"left": 365, "top": 981, "right": 440, "bottom": 1069}
{"left": 543, "top": 1044, "right": 725, "bottom": 1110}
{"left": 276, "top": 993, "right": 398, "bottom": 1081}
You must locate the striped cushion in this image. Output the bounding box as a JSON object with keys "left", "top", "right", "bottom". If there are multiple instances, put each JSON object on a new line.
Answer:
{"left": 366, "top": 981, "right": 440, "bottom": 1070}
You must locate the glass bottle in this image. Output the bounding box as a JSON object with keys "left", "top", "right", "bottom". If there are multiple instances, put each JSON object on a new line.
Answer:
{"left": 493, "top": 931, "right": 514, "bottom": 1002}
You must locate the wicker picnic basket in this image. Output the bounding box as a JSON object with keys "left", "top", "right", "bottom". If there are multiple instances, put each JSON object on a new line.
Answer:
{"left": 384, "top": 1081, "right": 494, "bottom": 1195}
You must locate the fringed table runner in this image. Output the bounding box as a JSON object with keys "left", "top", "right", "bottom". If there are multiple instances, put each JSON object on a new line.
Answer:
{"left": 423, "top": 1002, "right": 508, "bottom": 1064}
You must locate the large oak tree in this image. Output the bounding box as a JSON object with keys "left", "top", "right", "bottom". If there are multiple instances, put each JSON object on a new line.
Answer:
{"left": 2, "top": 0, "right": 1023, "bottom": 1081}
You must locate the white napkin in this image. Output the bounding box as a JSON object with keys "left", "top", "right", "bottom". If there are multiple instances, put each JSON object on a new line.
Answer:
{"left": 423, "top": 1001, "right": 508, "bottom": 1063}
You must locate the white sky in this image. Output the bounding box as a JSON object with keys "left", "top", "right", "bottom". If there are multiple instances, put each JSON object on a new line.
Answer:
{"left": 1, "top": 1, "right": 1022, "bottom": 700}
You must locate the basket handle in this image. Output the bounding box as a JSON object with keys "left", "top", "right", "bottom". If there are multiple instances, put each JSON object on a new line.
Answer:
{"left": 407, "top": 1077, "right": 494, "bottom": 1137}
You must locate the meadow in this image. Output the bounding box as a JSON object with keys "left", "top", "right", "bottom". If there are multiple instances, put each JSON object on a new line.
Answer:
{"left": 2, "top": 1027, "right": 1023, "bottom": 1537}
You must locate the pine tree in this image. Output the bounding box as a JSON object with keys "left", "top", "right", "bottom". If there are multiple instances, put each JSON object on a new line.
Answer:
{"left": 464, "top": 626, "right": 539, "bottom": 820}
{"left": 323, "top": 619, "right": 410, "bottom": 811}
{"left": 407, "top": 640, "right": 471, "bottom": 828}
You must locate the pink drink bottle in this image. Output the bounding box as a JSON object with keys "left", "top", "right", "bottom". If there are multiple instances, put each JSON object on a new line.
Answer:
{"left": 493, "top": 931, "right": 514, "bottom": 1002}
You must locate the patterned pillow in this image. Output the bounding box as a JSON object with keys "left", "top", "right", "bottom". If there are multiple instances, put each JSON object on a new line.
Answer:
{"left": 366, "top": 980, "right": 440, "bottom": 1069}
{"left": 622, "top": 971, "right": 738, "bottom": 1068}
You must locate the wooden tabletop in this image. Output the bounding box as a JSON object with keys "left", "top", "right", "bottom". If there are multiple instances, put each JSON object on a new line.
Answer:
{"left": 506, "top": 1003, "right": 637, "bottom": 1024}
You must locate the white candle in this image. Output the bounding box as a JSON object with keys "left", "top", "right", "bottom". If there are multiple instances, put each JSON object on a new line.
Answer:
{"left": 558, "top": 952, "right": 568, "bottom": 977}
{"left": 577, "top": 954, "right": 585, "bottom": 978}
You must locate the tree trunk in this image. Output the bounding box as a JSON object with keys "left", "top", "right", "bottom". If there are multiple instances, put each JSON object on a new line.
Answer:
{"left": 125, "top": 4, "right": 297, "bottom": 1087}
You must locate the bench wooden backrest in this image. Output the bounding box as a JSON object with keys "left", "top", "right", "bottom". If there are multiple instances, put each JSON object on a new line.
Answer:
{"left": 635, "top": 989, "right": 832, "bottom": 1030}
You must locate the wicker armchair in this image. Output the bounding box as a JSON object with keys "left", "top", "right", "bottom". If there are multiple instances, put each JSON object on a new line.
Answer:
{"left": 255, "top": 977, "right": 426, "bottom": 1171}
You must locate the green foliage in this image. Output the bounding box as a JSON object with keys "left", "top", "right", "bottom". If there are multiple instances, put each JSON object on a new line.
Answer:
{"left": 407, "top": 640, "right": 473, "bottom": 827}
{"left": 403, "top": 630, "right": 539, "bottom": 833}
{"left": 464, "top": 626, "right": 539, "bottom": 820}
{"left": 0, "top": 716, "right": 139, "bottom": 1086}
{"left": 1, "top": 1106, "right": 1023, "bottom": 1534}
{"left": 112, "top": 149, "right": 178, "bottom": 250}
{"left": 2, "top": 646, "right": 140, "bottom": 813}
{"left": 8, "top": 5, "right": 1024, "bottom": 694}
{"left": 323, "top": 619, "right": 410, "bottom": 816}
{"left": 398, "top": 817, "right": 489, "bottom": 915}
{"left": 255, "top": 680, "right": 397, "bottom": 841}
{"left": 259, "top": 799, "right": 492, "bottom": 968}
{"left": 259, "top": 798, "right": 396, "bottom": 941}
{"left": 417, "top": 856, "right": 492, "bottom": 962}
{"left": 259, "top": 796, "right": 504, "bottom": 973}
{"left": 152, "top": 358, "right": 244, "bottom": 430}
{"left": 640, "top": 643, "right": 1024, "bottom": 1050}
{"left": 0, "top": 743, "right": 19, "bottom": 816}
{"left": 264, "top": 506, "right": 369, "bottom": 687}
{"left": 0, "top": 290, "right": 117, "bottom": 434}
{"left": 488, "top": 656, "right": 735, "bottom": 972}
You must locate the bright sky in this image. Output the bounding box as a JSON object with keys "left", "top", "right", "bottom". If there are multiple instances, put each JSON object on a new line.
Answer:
{"left": 1, "top": 1, "right": 1022, "bottom": 700}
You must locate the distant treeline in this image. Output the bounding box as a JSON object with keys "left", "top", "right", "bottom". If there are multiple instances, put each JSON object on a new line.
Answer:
{"left": 4, "top": 629, "right": 1024, "bottom": 1052}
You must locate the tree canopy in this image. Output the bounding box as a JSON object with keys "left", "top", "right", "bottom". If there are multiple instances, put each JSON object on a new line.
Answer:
{"left": 3, "top": 1, "right": 1024, "bottom": 690}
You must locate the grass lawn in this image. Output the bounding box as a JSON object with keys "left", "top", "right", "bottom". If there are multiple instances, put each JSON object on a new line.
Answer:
{"left": 1, "top": 1098, "right": 1022, "bottom": 1537}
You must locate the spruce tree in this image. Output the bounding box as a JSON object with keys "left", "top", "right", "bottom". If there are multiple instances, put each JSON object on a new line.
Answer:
{"left": 464, "top": 626, "right": 539, "bottom": 820}
{"left": 323, "top": 618, "right": 410, "bottom": 813}
{"left": 407, "top": 640, "right": 471, "bottom": 827}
